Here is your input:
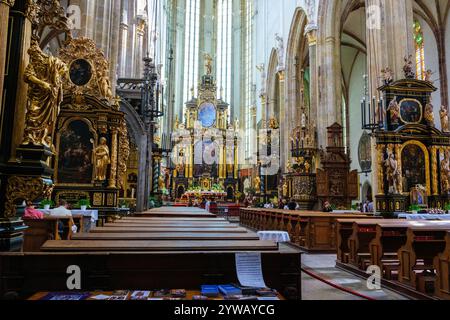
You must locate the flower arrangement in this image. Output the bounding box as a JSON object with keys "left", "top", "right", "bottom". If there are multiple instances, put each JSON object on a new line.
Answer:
{"left": 77, "top": 199, "right": 91, "bottom": 210}
{"left": 40, "top": 199, "right": 54, "bottom": 209}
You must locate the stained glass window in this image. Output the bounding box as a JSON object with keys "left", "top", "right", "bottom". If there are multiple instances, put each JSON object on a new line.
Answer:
{"left": 413, "top": 20, "right": 425, "bottom": 80}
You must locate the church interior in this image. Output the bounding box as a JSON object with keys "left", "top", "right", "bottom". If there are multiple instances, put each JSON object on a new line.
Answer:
{"left": 2, "top": 0, "right": 450, "bottom": 303}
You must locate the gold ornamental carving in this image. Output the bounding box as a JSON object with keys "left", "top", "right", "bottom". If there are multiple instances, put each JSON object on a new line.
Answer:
{"left": 22, "top": 40, "right": 68, "bottom": 146}
{"left": 108, "top": 128, "right": 118, "bottom": 189}
{"left": 27, "top": 0, "right": 72, "bottom": 43}
{"left": 4, "top": 176, "right": 54, "bottom": 218}
{"left": 377, "top": 144, "right": 385, "bottom": 195}
{"left": 1, "top": 0, "right": 15, "bottom": 7}
{"left": 118, "top": 120, "right": 130, "bottom": 189}
{"left": 59, "top": 38, "right": 114, "bottom": 102}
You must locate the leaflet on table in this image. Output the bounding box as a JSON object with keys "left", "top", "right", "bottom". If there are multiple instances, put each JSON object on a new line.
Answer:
{"left": 235, "top": 252, "right": 267, "bottom": 289}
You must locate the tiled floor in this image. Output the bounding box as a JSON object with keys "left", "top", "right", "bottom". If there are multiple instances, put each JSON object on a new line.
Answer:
{"left": 301, "top": 254, "right": 408, "bottom": 300}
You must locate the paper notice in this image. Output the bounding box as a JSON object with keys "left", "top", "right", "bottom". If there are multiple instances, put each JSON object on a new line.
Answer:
{"left": 235, "top": 253, "right": 267, "bottom": 288}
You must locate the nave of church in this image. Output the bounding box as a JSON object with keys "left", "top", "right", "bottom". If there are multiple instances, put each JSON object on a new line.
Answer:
{"left": 1, "top": 0, "right": 450, "bottom": 305}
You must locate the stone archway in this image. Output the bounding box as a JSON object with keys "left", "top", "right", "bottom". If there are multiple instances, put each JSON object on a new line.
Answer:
{"left": 120, "top": 100, "right": 149, "bottom": 213}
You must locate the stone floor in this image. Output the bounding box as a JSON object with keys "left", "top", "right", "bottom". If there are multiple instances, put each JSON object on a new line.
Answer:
{"left": 301, "top": 254, "right": 408, "bottom": 300}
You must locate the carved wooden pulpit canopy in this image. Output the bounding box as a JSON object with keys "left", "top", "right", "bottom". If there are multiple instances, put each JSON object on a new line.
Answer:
{"left": 316, "top": 123, "right": 358, "bottom": 209}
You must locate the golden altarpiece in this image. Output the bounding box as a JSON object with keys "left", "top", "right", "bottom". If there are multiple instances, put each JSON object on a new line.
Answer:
{"left": 171, "top": 61, "right": 239, "bottom": 200}
{"left": 374, "top": 77, "right": 450, "bottom": 213}
{"left": 51, "top": 38, "right": 129, "bottom": 211}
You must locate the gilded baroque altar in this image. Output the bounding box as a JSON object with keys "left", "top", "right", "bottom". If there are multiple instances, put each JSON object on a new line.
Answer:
{"left": 171, "top": 59, "right": 239, "bottom": 200}
{"left": 375, "top": 78, "right": 450, "bottom": 212}
{"left": 51, "top": 38, "right": 130, "bottom": 211}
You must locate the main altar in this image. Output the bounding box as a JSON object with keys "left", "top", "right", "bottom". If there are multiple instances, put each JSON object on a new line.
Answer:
{"left": 171, "top": 56, "right": 240, "bottom": 201}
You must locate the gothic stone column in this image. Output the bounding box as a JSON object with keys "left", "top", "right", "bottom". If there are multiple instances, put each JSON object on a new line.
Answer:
{"left": 0, "top": 0, "right": 14, "bottom": 114}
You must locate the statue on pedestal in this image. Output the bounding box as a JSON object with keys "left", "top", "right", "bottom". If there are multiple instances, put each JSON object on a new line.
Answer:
{"left": 204, "top": 53, "right": 213, "bottom": 75}
{"left": 387, "top": 97, "right": 400, "bottom": 124}
{"left": 385, "top": 148, "right": 401, "bottom": 194}
{"left": 440, "top": 106, "right": 449, "bottom": 133}
{"left": 424, "top": 100, "right": 435, "bottom": 127}
{"left": 22, "top": 40, "right": 68, "bottom": 146}
{"left": 94, "top": 137, "right": 111, "bottom": 181}
{"left": 381, "top": 67, "right": 394, "bottom": 85}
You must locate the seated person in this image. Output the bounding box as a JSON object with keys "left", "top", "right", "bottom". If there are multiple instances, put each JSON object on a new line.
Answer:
{"left": 49, "top": 200, "right": 77, "bottom": 237}
{"left": 50, "top": 200, "right": 72, "bottom": 217}
{"left": 323, "top": 201, "right": 333, "bottom": 213}
{"left": 23, "top": 201, "right": 44, "bottom": 220}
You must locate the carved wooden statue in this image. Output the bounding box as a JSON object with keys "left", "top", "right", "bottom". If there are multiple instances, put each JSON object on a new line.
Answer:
{"left": 424, "top": 101, "right": 435, "bottom": 127}
{"left": 385, "top": 148, "right": 401, "bottom": 194}
{"left": 440, "top": 106, "right": 449, "bottom": 133}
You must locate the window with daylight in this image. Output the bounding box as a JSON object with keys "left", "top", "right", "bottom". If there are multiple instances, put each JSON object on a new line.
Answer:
{"left": 216, "top": 0, "right": 232, "bottom": 102}
{"left": 183, "top": 0, "right": 200, "bottom": 103}
{"left": 413, "top": 19, "right": 425, "bottom": 80}
{"left": 244, "top": 0, "right": 254, "bottom": 161}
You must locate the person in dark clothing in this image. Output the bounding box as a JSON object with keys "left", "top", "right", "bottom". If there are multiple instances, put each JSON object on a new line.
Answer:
{"left": 287, "top": 199, "right": 297, "bottom": 211}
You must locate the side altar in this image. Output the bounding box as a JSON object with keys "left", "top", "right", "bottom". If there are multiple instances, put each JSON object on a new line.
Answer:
{"left": 373, "top": 63, "right": 450, "bottom": 213}
{"left": 171, "top": 57, "right": 240, "bottom": 201}
{"left": 51, "top": 38, "right": 130, "bottom": 215}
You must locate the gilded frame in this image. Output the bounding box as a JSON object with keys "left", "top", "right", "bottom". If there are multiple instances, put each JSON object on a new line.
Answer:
{"left": 54, "top": 117, "right": 98, "bottom": 186}
{"left": 68, "top": 58, "right": 95, "bottom": 87}
{"left": 398, "top": 98, "right": 423, "bottom": 124}
{"left": 400, "top": 140, "right": 431, "bottom": 196}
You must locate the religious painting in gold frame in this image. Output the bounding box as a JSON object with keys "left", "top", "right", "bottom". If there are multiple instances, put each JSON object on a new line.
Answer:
{"left": 400, "top": 140, "right": 431, "bottom": 195}
{"left": 399, "top": 98, "right": 423, "bottom": 124}
{"left": 54, "top": 118, "right": 98, "bottom": 186}
{"left": 68, "top": 58, "right": 94, "bottom": 87}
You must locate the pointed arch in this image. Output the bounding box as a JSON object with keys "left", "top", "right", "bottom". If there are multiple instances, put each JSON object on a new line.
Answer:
{"left": 266, "top": 48, "right": 280, "bottom": 121}
{"left": 119, "top": 100, "right": 148, "bottom": 213}
{"left": 285, "top": 8, "right": 309, "bottom": 130}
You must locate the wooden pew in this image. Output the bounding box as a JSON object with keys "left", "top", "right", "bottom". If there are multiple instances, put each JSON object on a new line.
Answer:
{"left": 72, "top": 232, "right": 260, "bottom": 241}
{"left": 23, "top": 217, "right": 74, "bottom": 252}
{"left": 435, "top": 231, "right": 450, "bottom": 299}
{"left": 240, "top": 208, "right": 378, "bottom": 251}
{"left": 348, "top": 220, "right": 390, "bottom": 270}
{"left": 122, "top": 217, "right": 227, "bottom": 222}
{"left": 0, "top": 247, "right": 302, "bottom": 300}
{"left": 398, "top": 225, "right": 450, "bottom": 293}
{"left": 336, "top": 219, "right": 360, "bottom": 263}
{"left": 41, "top": 240, "right": 279, "bottom": 252}
{"left": 102, "top": 223, "right": 238, "bottom": 228}
{"left": 111, "top": 220, "right": 231, "bottom": 226}
{"left": 90, "top": 227, "right": 249, "bottom": 233}
{"left": 135, "top": 208, "right": 217, "bottom": 218}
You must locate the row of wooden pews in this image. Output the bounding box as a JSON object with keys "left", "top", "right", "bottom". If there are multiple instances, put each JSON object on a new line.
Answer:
{"left": 240, "top": 208, "right": 378, "bottom": 251}
{"left": 0, "top": 208, "right": 302, "bottom": 299}
{"left": 336, "top": 218, "right": 450, "bottom": 299}
{"left": 22, "top": 215, "right": 85, "bottom": 252}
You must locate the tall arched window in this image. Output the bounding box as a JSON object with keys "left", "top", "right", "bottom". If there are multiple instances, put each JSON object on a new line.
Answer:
{"left": 216, "top": 0, "right": 232, "bottom": 102}
{"left": 414, "top": 19, "right": 425, "bottom": 80}
{"left": 243, "top": 0, "right": 254, "bottom": 160}
{"left": 183, "top": 0, "right": 200, "bottom": 102}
